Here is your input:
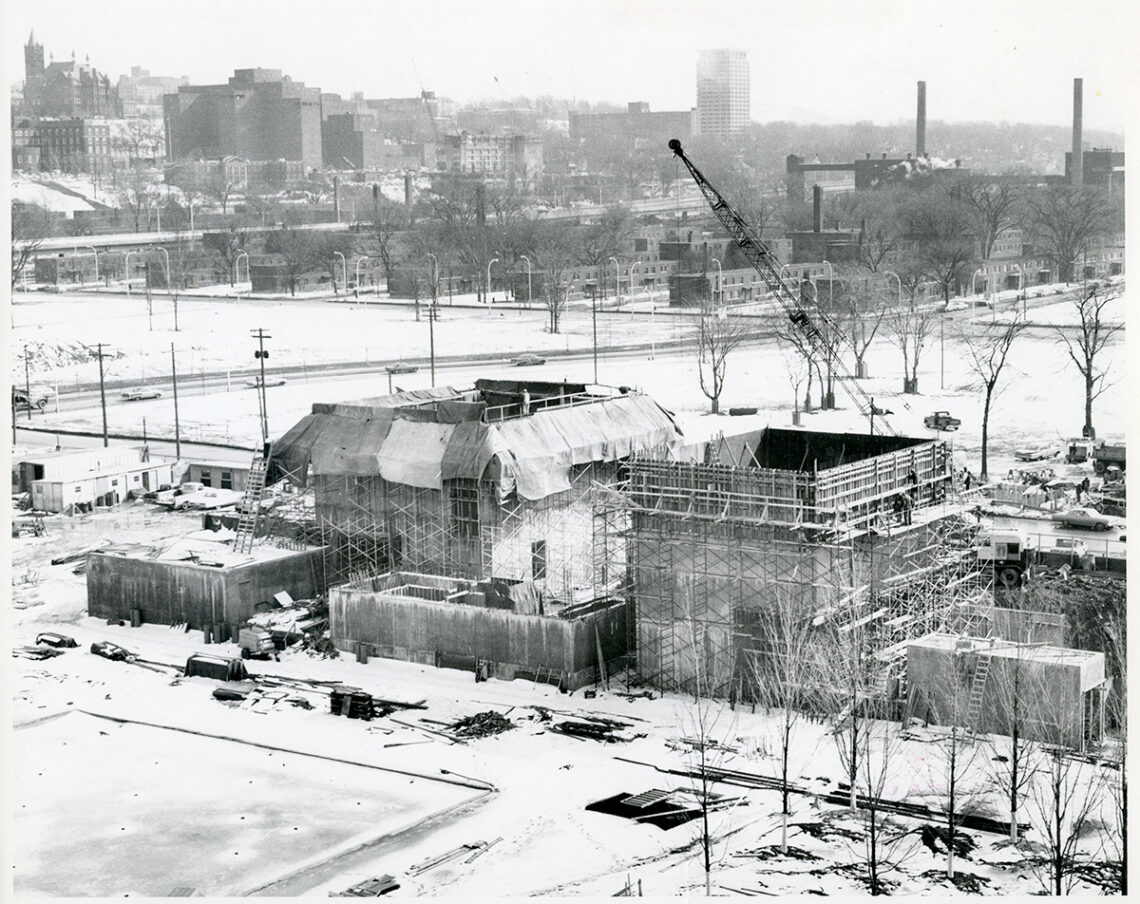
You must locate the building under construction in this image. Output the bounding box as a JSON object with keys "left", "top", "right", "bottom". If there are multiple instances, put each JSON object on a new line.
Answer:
{"left": 620, "top": 427, "right": 993, "bottom": 698}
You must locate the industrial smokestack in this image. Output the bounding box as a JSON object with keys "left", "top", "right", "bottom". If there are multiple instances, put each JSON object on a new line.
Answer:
{"left": 404, "top": 173, "right": 413, "bottom": 208}
{"left": 917, "top": 81, "right": 927, "bottom": 157}
{"left": 1071, "top": 77, "right": 1084, "bottom": 188}
{"left": 812, "top": 184, "right": 822, "bottom": 233}
{"left": 333, "top": 175, "right": 341, "bottom": 223}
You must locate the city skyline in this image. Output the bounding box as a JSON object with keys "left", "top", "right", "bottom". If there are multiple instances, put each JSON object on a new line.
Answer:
{"left": 3, "top": 0, "right": 1133, "bottom": 132}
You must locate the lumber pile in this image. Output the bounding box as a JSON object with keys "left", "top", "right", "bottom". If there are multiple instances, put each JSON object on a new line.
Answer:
{"left": 451, "top": 711, "right": 513, "bottom": 738}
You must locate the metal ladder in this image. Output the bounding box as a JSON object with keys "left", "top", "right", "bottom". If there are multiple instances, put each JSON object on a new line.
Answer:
{"left": 232, "top": 453, "right": 269, "bottom": 554}
{"left": 966, "top": 645, "right": 994, "bottom": 725}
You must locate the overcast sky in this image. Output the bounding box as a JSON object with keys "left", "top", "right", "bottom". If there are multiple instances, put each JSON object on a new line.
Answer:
{"left": 3, "top": 0, "right": 1133, "bottom": 132}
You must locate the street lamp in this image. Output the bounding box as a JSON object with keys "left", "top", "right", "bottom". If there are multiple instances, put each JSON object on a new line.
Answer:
{"left": 630, "top": 261, "right": 641, "bottom": 297}
{"left": 882, "top": 269, "right": 903, "bottom": 308}
{"left": 354, "top": 256, "right": 370, "bottom": 295}
{"left": 234, "top": 250, "right": 249, "bottom": 289}
{"left": 643, "top": 285, "right": 655, "bottom": 360}
{"left": 711, "top": 257, "right": 722, "bottom": 306}
{"left": 1013, "top": 263, "right": 1027, "bottom": 319}
{"left": 971, "top": 268, "right": 985, "bottom": 298}
{"left": 187, "top": 199, "right": 195, "bottom": 235}
{"left": 149, "top": 203, "right": 162, "bottom": 233}
{"left": 520, "top": 255, "right": 532, "bottom": 306}
{"left": 486, "top": 257, "right": 499, "bottom": 308}
{"left": 607, "top": 256, "right": 619, "bottom": 303}
{"left": 152, "top": 246, "right": 170, "bottom": 288}
{"left": 124, "top": 250, "right": 136, "bottom": 295}
{"left": 78, "top": 245, "right": 99, "bottom": 286}
{"left": 821, "top": 259, "right": 834, "bottom": 311}
{"left": 333, "top": 251, "right": 346, "bottom": 295}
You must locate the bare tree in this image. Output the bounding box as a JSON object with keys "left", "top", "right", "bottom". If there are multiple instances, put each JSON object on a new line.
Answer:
{"left": 924, "top": 659, "right": 986, "bottom": 880}
{"left": 748, "top": 589, "right": 822, "bottom": 853}
{"left": 855, "top": 715, "right": 921, "bottom": 895}
{"left": 906, "top": 187, "right": 975, "bottom": 303}
{"left": 1053, "top": 281, "right": 1123, "bottom": 440}
{"left": 959, "top": 318, "right": 1024, "bottom": 480}
{"left": 987, "top": 643, "right": 1037, "bottom": 844}
{"left": 1024, "top": 186, "right": 1113, "bottom": 283}
{"left": 776, "top": 323, "right": 820, "bottom": 412}
{"left": 310, "top": 233, "right": 358, "bottom": 296}
{"left": 838, "top": 267, "right": 889, "bottom": 379}
{"left": 958, "top": 177, "right": 1022, "bottom": 260}
{"left": 885, "top": 304, "right": 936, "bottom": 394}
{"left": 530, "top": 220, "right": 580, "bottom": 334}
{"left": 364, "top": 185, "right": 407, "bottom": 288}
{"left": 117, "top": 164, "right": 160, "bottom": 233}
{"left": 576, "top": 207, "right": 632, "bottom": 298}
{"left": 11, "top": 202, "right": 49, "bottom": 288}
{"left": 778, "top": 339, "right": 809, "bottom": 422}
{"left": 697, "top": 298, "right": 752, "bottom": 414}
{"left": 265, "top": 225, "right": 317, "bottom": 297}
{"left": 676, "top": 589, "right": 739, "bottom": 896}
{"left": 200, "top": 224, "right": 248, "bottom": 286}
{"left": 1025, "top": 680, "right": 1110, "bottom": 895}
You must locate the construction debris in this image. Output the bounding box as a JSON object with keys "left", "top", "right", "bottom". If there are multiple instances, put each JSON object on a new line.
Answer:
{"left": 408, "top": 840, "right": 497, "bottom": 876}
{"left": 333, "top": 875, "right": 400, "bottom": 897}
{"left": 451, "top": 711, "right": 514, "bottom": 738}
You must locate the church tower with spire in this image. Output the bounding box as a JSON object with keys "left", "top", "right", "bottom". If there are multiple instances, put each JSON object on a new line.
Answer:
{"left": 24, "top": 30, "right": 44, "bottom": 81}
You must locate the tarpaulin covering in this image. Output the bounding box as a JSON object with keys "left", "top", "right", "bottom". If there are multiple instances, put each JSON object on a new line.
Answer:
{"left": 376, "top": 419, "right": 456, "bottom": 490}
{"left": 268, "top": 388, "right": 681, "bottom": 502}
{"left": 495, "top": 394, "right": 681, "bottom": 500}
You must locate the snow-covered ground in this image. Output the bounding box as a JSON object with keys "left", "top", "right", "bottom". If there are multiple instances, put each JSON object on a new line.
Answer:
{"left": 7, "top": 282, "right": 1126, "bottom": 896}
{"left": 7, "top": 500, "right": 1120, "bottom": 896}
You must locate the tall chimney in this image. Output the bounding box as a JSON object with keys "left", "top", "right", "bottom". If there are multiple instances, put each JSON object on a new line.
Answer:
{"left": 1071, "top": 77, "right": 1084, "bottom": 188}
{"left": 404, "top": 173, "right": 413, "bottom": 208}
{"left": 812, "top": 184, "right": 822, "bottom": 233}
{"left": 333, "top": 174, "right": 341, "bottom": 222}
{"left": 916, "top": 81, "right": 927, "bottom": 157}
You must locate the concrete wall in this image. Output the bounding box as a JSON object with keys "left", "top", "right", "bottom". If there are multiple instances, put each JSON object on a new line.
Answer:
{"left": 87, "top": 547, "right": 325, "bottom": 629}
{"left": 906, "top": 642, "right": 1103, "bottom": 747}
{"left": 329, "top": 584, "right": 628, "bottom": 689}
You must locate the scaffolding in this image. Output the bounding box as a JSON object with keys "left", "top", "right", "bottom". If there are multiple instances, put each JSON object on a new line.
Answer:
{"left": 617, "top": 433, "right": 994, "bottom": 700}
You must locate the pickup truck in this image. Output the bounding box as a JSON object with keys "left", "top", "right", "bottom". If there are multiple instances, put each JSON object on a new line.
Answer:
{"left": 12, "top": 386, "right": 53, "bottom": 412}
{"left": 923, "top": 411, "right": 961, "bottom": 431}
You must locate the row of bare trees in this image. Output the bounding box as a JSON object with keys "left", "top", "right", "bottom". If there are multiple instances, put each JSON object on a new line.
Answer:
{"left": 675, "top": 575, "right": 1124, "bottom": 895}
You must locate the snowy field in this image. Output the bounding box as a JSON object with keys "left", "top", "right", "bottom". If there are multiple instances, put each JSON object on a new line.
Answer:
{"left": 6, "top": 283, "right": 1127, "bottom": 896}
{"left": 11, "top": 285, "right": 1128, "bottom": 483}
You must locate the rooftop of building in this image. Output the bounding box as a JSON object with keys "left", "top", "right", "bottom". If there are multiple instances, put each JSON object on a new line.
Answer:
{"left": 909, "top": 632, "right": 1103, "bottom": 665}
{"left": 269, "top": 380, "right": 681, "bottom": 502}
{"left": 93, "top": 529, "right": 319, "bottom": 569}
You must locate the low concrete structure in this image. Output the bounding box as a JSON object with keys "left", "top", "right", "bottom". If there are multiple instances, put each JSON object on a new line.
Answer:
{"left": 183, "top": 458, "right": 252, "bottom": 492}
{"left": 906, "top": 633, "right": 1108, "bottom": 750}
{"left": 330, "top": 570, "right": 629, "bottom": 689}
{"left": 18, "top": 446, "right": 174, "bottom": 512}
{"left": 87, "top": 532, "right": 325, "bottom": 632}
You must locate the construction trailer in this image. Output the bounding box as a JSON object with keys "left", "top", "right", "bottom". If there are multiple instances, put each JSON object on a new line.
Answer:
{"left": 621, "top": 427, "right": 993, "bottom": 698}
{"left": 329, "top": 571, "right": 628, "bottom": 688}
{"left": 905, "top": 633, "right": 1108, "bottom": 750}
{"left": 268, "top": 381, "right": 681, "bottom": 599}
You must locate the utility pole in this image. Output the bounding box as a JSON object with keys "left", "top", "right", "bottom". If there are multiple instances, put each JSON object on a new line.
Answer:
{"left": 250, "top": 328, "right": 271, "bottom": 446}
{"left": 170, "top": 342, "right": 181, "bottom": 459}
{"left": 428, "top": 302, "right": 436, "bottom": 387}
{"left": 91, "top": 343, "right": 110, "bottom": 446}
{"left": 24, "top": 344, "right": 32, "bottom": 422}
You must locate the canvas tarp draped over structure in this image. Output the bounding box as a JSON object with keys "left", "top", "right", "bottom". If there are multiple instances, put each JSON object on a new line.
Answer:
{"left": 268, "top": 389, "right": 682, "bottom": 502}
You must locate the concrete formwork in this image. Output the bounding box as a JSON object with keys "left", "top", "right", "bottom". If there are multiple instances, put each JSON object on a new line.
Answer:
{"left": 86, "top": 547, "right": 326, "bottom": 629}
{"left": 329, "top": 571, "right": 628, "bottom": 689}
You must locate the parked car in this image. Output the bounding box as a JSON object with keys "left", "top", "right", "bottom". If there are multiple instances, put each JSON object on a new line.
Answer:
{"left": 120, "top": 387, "right": 164, "bottom": 401}
{"left": 1051, "top": 507, "right": 1113, "bottom": 531}
{"left": 511, "top": 353, "right": 547, "bottom": 367}
{"left": 384, "top": 362, "right": 419, "bottom": 375}
{"left": 175, "top": 487, "right": 244, "bottom": 511}
{"left": 245, "top": 376, "right": 288, "bottom": 388}
{"left": 153, "top": 482, "right": 205, "bottom": 507}
{"left": 944, "top": 301, "right": 968, "bottom": 313}
{"left": 36, "top": 632, "right": 78, "bottom": 648}
{"left": 923, "top": 411, "right": 961, "bottom": 431}
{"left": 12, "top": 386, "right": 52, "bottom": 412}
{"left": 90, "top": 640, "right": 134, "bottom": 661}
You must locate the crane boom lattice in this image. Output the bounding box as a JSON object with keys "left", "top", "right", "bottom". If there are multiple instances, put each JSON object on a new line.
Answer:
{"left": 667, "top": 139, "right": 898, "bottom": 436}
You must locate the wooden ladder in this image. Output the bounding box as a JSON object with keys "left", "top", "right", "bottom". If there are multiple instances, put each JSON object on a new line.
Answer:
{"left": 966, "top": 645, "right": 994, "bottom": 725}
{"left": 232, "top": 453, "right": 269, "bottom": 554}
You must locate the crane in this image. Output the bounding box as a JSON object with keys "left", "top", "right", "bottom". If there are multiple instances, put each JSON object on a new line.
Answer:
{"left": 411, "top": 59, "right": 442, "bottom": 146}
{"left": 668, "top": 139, "right": 898, "bottom": 436}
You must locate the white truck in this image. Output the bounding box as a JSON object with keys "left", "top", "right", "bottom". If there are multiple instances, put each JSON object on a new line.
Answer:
{"left": 237, "top": 627, "right": 277, "bottom": 661}
{"left": 974, "top": 527, "right": 1036, "bottom": 587}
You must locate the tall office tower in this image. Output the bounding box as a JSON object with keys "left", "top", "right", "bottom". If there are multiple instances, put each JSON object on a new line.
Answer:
{"left": 696, "top": 49, "right": 750, "bottom": 137}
